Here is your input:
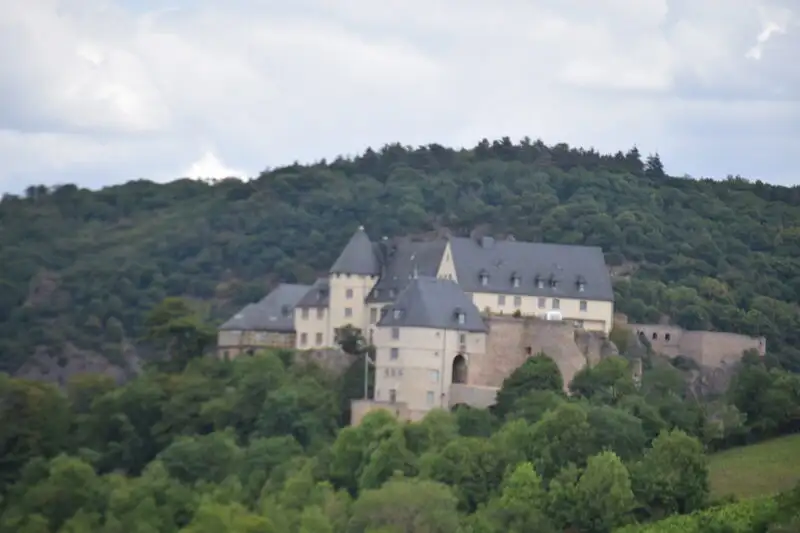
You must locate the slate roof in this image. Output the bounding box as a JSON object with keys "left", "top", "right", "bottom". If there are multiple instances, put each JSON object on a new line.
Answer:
{"left": 367, "top": 239, "right": 447, "bottom": 303}
{"left": 329, "top": 226, "right": 381, "bottom": 276}
{"left": 448, "top": 236, "right": 614, "bottom": 301}
{"left": 377, "top": 276, "right": 487, "bottom": 332}
{"left": 219, "top": 283, "right": 310, "bottom": 332}
{"left": 296, "top": 277, "right": 330, "bottom": 308}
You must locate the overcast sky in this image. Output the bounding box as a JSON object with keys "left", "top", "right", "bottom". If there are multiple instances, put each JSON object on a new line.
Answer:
{"left": 0, "top": 0, "right": 798, "bottom": 194}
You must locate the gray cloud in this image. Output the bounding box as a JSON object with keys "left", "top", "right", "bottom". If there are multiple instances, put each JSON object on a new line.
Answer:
{"left": 0, "top": 0, "right": 797, "bottom": 193}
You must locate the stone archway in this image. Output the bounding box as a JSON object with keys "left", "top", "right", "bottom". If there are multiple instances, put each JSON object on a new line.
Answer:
{"left": 452, "top": 354, "right": 468, "bottom": 384}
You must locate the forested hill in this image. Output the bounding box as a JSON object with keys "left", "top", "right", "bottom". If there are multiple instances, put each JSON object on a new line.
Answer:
{"left": 2, "top": 137, "right": 800, "bottom": 374}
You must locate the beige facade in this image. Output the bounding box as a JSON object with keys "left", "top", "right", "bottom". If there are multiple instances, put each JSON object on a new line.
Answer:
{"left": 372, "top": 325, "right": 486, "bottom": 419}
{"left": 293, "top": 306, "right": 332, "bottom": 349}
{"left": 471, "top": 292, "right": 612, "bottom": 333}
{"left": 435, "top": 239, "right": 613, "bottom": 333}
{"left": 216, "top": 329, "right": 295, "bottom": 359}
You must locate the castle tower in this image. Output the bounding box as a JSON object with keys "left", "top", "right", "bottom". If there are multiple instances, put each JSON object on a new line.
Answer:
{"left": 328, "top": 225, "right": 381, "bottom": 339}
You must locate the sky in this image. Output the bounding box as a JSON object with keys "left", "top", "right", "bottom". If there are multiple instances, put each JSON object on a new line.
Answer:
{"left": 0, "top": 0, "right": 798, "bottom": 194}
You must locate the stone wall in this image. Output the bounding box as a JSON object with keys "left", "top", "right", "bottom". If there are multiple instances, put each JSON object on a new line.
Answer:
{"left": 628, "top": 323, "right": 765, "bottom": 367}
{"left": 467, "top": 316, "right": 614, "bottom": 391}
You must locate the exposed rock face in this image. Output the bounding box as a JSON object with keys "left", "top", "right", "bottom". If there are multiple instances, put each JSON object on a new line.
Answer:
{"left": 14, "top": 343, "right": 141, "bottom": 387}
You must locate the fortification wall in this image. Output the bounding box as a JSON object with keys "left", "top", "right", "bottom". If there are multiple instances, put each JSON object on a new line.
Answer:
{"left": 628, "top": 322, "right": 765, "bottom": 367}
{"left": 468, "top": 316, "right": 613, "bottom": 391}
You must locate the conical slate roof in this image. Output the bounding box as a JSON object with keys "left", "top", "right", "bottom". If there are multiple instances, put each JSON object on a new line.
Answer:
{"left": 329, "top": 226, "right": 381, "bottom": 276}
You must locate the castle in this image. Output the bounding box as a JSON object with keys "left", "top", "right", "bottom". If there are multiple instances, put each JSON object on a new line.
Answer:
{"left": 217, "top": 226, "right": 616, "bottom": 421}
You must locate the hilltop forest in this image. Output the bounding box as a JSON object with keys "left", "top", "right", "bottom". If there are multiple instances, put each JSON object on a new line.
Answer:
{"left": 2, "top": 137, "right": 800, "bottom": 374}
{"left": 2, "top": 138, "right": 800, "bottom": 532}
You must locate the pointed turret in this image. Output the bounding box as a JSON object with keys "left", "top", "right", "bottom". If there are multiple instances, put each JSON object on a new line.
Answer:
{"left": 330, "top": 225, "right": 381, "bottom": 276}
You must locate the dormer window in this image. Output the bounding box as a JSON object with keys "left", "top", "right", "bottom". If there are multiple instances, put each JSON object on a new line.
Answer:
{"left": 548, "top": 276, "right": 557, "bottom": 289}
{"left": 478, "top": 269, "right": 489, "bottom": 287}
{"left": 393, "top": 308, "right": 403, "bottom": 319}
{"left": 457, "top": 312, "right": 465, "bottom": 325}
{"left": 388, "top": 289, "right": 396, "bottom": 298}
{"left": 535, "top": 276, "right": 544, "bottom": 289}
{"left": 511, "top": 273, "right": 521, "bottom": 288}
{"left": 576, "top": 276, "right": 586, "bottom": 293}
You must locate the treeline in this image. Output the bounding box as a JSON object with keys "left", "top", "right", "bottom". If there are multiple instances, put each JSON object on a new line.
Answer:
{"left": 3, "top": 138, "right": 800, "bottom": 373}
{"left": 1, "top": 335, "right": 799, "bottom": 533}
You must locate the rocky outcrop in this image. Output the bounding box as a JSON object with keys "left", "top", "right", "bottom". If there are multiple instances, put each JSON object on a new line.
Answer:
{"left": 15, "top": 342, "right": 142, "bottom": 387}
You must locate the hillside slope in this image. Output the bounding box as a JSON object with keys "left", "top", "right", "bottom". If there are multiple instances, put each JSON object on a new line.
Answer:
{"left": 2, "top": 138, "right": 800, "bottom": 376}
{"left": 710, "top": 433, "right": 800, "bottom": 499}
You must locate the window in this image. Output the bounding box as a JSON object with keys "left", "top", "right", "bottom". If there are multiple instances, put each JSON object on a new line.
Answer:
{"left": 344, "top": 307, "right": 352, "bottom": 318}
{"left": 578, "top": 282, "right": 586, "bottom": 292}
{"left": 537, "top": 279, "right": 544, "bottom": 289}
{"left": 665, "top": 333, "right": 671, "bottom": 342}
{"left": 459, "top": 333, "right": 466, "bottom": 344}
{"left": 392, "top": 327, "right": 400, "bottom": 340}
{"left": 345, "top": 288, "right": 353, "bottom": 299}
{"left": 389, "top": 389, "right": 397, "bottom": 404}
{"left": 370, "top": 308, "right": 377, "bottom": 323}
{"left": 300, "top": 333, "right": 307, "bottom": 346}
{"left": 514, "top": 295, "right": 522, "bottom": 307}
{"left": 537, "top": 297, "right": 546, "bottom": 308}
{"left": 457, "top": 312, "right": 465, "bottom": 325}
{"left": 429, "top": 369, "right": 440, "bottom": 383}
{"left": 498, "top": 294, "right": 506, "bottom": 305}
{"left": 480, "top": 274, "right": 488, "bottom": 286}
{"left": 301, "top": 308, "right": 309, "bottom": 319}
{"left": 580, "top": 300, "right": 587, "bottom": 312}
{"left": 390, "top": 347, "right": 399, "bottom": 360}
{"left": 512, "top": 276, "right": 520, "bottom": 288}
{"left": 315, "top": 332, "right": 323, "bottom": 345}
{"left": 426, "top": 391, "right": 435, "bottom": 406}
{"left": 393, "top": 309, "right": 402, "bottom": 319}
{"left": 380, "top": 308, "right": 388, "bottom": 319}
{"left": 316, "top": 308, "right": 324, "bottom": 319}
{"left": 388, "top": 289, "right": 396, "bottom": 298}
{"left": 552, "top": 298, "right": 560, "bottom": 309}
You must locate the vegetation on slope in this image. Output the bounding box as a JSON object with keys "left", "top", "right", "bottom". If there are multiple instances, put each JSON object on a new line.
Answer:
{"left": 1, "top": 336, "right": 799, "bottom": 533}
{"left": 709, "top": 433, "right": 800, "bottom": 500}
{"left": 3, "top": 138, "right": 800, "bottom": 374}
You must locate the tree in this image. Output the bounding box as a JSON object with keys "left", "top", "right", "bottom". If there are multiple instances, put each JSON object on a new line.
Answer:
{"left": 494, "top": 354, "right": 563, "bottom": 417}
{"left": 569, "top": 355, "right": 636, "bottom": 404}
{"left": 492, "top": 462, "right": 555, "bottom": 533}
{"left": 347, "top": 477, "right": 460, "bottom": 533}
{"left": 574, "top": 451, "right": 636, "bottom": 533}
{"left": 144, "top": 297, "right": 215, "bottom": 371}
{"left": 631, "top": 429, "right": 709, "bottom": 519}
{"left": 644, "top": 153, "right": 665, "bottom": 178}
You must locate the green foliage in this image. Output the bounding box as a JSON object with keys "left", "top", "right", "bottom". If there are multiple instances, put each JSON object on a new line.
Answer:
{"left": 709, "top": 434, "right": 800, "bottom": 500}
{"left": 614, "top": 497, "right": 780, "bottom": 533}
{"left": 4, "top": 139, "right": 800, "bottom": 376}
{"left": 2, "top": 140, "right": 800, "bottom": 533}
{"left": 494, "top": 354, "right": 564, "bottom": 417}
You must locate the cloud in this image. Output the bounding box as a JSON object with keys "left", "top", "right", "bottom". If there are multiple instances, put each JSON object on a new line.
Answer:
{"left": 181, "top": 151, "right": 246, "bottom": 181}
{"left": 0, "top": 0, "right": 797, "bottom": 193}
